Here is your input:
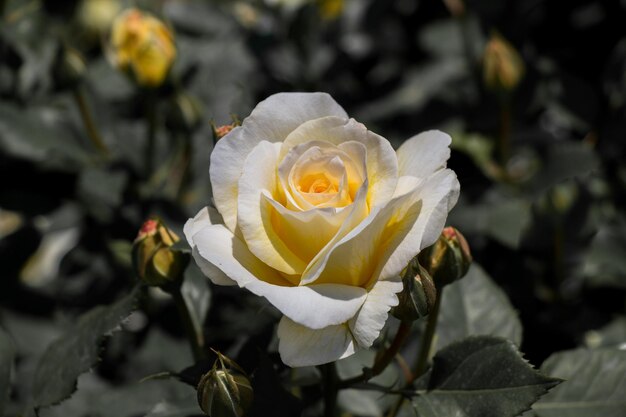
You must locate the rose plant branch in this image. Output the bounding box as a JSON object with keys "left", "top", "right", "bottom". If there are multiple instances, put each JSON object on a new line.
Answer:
{"left": 386, "top": 290, "right": 443, "bottom": 417}
{"left": 72, "top": 86, "right": 109, "bottom": 156}
{"left": 337, "top": 320, "right": 413, "bottom": 389}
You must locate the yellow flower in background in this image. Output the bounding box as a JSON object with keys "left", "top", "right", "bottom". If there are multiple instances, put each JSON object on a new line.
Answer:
{"left": 109, "top": 8, "right": 176, "bottom": 88}
{"left": 483, "top": 32, "right": 525, "bottom": 92}
{"left": 317, "top": 0, "right": 344, "bottom": 20}
{"left": 185, "top": 93, "right": 459, "bottom": 367}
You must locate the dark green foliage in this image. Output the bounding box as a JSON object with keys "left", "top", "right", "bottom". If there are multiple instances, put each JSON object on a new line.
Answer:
{"left": 413, "top": 336, "right": 561, "bottom": 417}
{"left": 32, "top": 288, "right": 138, "bottom": 408}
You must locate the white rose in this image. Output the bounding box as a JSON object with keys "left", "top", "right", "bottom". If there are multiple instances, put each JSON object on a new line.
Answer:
{"left": 185, "top": 92, "right": 459, "bottom": 367}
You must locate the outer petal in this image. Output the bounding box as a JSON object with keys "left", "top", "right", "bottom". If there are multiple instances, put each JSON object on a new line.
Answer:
{"left": 184, "top": 206, "right": 235, "bottom": 286}
{"left": 211, "top": 93, "right": 347, "bottom": 231}
{"left": 348, "top": 276, "right": 403, "bottom": 348}
{"left": 277, "top": 317, "right": 356, "bottom": 367}
{"left": 379, "top": 169, "right": 460, "bottom": 280}
{"left": 183, "top": 206, "right": 223, "bottom": 246}
{"left": 237, "top": 141, "right": 307, "bottom": 276}
{"left": 281, "top": 116, "right": 398, "bottom": 209}
{"left": 396, "top": 130, "right": 451, "bottom": 179}
{"left": 193, "top": 224, "right": 368, "bottom": 329}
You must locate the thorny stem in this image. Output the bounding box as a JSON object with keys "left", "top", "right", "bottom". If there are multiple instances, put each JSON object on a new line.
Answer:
{"left": 338, "top": 320, "right": 412, "bottom": 388}
{"left": 386, "top": 289, "right": 443, "bottom": 417}
{"left": 72, "top": 87, "right": 109, "bottom": 156}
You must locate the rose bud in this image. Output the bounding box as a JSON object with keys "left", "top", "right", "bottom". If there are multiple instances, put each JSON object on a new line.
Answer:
{"left": 483, "top": 32, "right": 525, "bottom": 92}
{"left": 392, "top": 260, "right": 437, "bottom": 322}
{"left": 197, "top": 352, "right": 254, "bottom": 417}
{"left": 212, "top": 122, "right": 239, "bottom": 141}
{"left": 53, "top": 47, "right": 87, "bottom": 90}
{"left": 165, "top": 92, "right": 203, "bottom": 134}
{"left": 132, "top": 218, "right": 189, "bottom": 287}
{"left": 76, "top": 0, "right": 122, "bottom": 40}
{"left": 108, "top": 8, "right": 176, "bottom": 88}
{"left": 317, "top": 0, "right": 344, "bottom": 20}
{"left": 419, "top": 227, "right": 472, "bottom": 288}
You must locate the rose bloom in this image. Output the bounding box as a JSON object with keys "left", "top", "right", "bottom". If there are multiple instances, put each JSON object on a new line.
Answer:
{"left": 109, "top": 8, "right": 176, "bottom": 88}
{"left": 185, "top": 93, "right": 459, "bottom": 366}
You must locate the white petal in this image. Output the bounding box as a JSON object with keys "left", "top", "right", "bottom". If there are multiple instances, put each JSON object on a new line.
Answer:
{"left": 303, "top": 185, "right": 424, "bottom": 288}
{"left": 380, "top": 169, "right": 460, "bottom": 280}
{"left": 211, "top": 92, "right": 348, "bottom": 232}
{"left": 299, "top": 180, "right": 370, "bottom": 285}
{"left": 237, "top": 141, "right": 307, "bottom": 275}
{"left": 194, "top": 224, "right": 292, "bottom": 287}
{"left": 396, "top": 130, "right": 451, "bottom": 179}
{"left": 264, "top": 196, "right": 352, "bottom": 264}
{"left": 349, "top": 277, "right": 403, "bottom": 348}
{"left": 193, "top": 224, "right": 368, "bottom": 329}
{"left": 281, "top": 116, "right": 398, "bottom": 208}
{"left": 185, "top": 206, "right": 235, "bottom": 286}
{"left": 183, "top": 206, "right": 223, "bottom": 247}
{"left": 277, "top": 317, "right": 356, "bottom": 367}
{"left": 190, "top": 247, "right": 236, "bottom": 286}
{"left": 278, "top": 140, "right": 366, "bottom": 211}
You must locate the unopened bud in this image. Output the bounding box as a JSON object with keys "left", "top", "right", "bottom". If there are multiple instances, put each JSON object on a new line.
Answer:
{"left": 483, "top": 32, "right": 525, "bottom": 92}
{"left": 197, "top": 352, "right": 253, "bottom": 417}
{"left": 166, "top": 92, "right": 203, "bottom": 133}
{"left": 132, "top": 218, "right": 189, "bottom": 287}
{"left": 108, "top": 8, "right": 176, "bottom": 88}
{"left": 419, "top": 227, "right": 472, "bottom": 288}
{"left": 317, "top": 0, "right": 344, "bottom": 20}
{"left": 77, "top": 0, "right": 122, "bottom": 39}
{"left": 53, "top": 47, "right": 86, "bottom": 89}
{"left": 212, "top": 118, "right": 240, "bottom": 141}
{"left": 392, "top": 261, "right": 437, "bottom": 322}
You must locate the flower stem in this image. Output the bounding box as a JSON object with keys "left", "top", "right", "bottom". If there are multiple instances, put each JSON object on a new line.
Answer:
{"left": 338, "top": 320, "right": 412, "bottom": 388}
{"left": 321, "top": 362, "right": 338, "bottom": 417}
{"left": 386, "top": 289, "right": 443, "bottom": 417}
{"left": 170, "top": 285, "right": 206, "bottom": 362}
{"left": 145, "top": 98, "right": 157, "bottom": 179}
{"left": 72, "top": 87, "right": 109, "bottom": 156}
{"left": 498, "top": 97, "right": 512, "bottom": 165}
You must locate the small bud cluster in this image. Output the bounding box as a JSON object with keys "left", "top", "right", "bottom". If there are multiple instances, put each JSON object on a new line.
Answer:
{"left": 393, "top": 227, "right": 472, "bottom": 321}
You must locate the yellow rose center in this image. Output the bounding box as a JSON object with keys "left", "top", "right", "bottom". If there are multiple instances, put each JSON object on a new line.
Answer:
{"left": 299, "top": 174, "right": 337, "bottom": 194}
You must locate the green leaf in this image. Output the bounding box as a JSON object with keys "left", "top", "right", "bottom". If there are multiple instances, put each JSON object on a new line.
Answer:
{"left": 413, "top": 336, "right": 560, "bottom": 417}
{"left": 582, "top": 220, "right": 626, "bottom": 289}
{"left": 532, "top": 348, "right": 626, "bottom": 417}
{"left": 181, "top": 264, "right": 211, "bottom": 351}
{"left": 77, "top": 167, "right": 128, "bottom": 222}
{"left": 527, "top": 142, "right": 599, "bottom": 196}
{"left": 144, "top": 392, "right": 200, "bottom": 417}
{"left": 32, "top": 288, "right": 139, "bottom": 408}
{"left": 584, "top": 317, "right": 626, "bottom": 349}
{"left": 436, "top": 264, "right": 523, "bottom": 350}
{"left": 42, "top": 376, "right": 193, "bottom": 417}
{"left": 0, "top": 103, "right": 93, "bottom": 170}
{"left": 0, "top": 328, "right": 16, "bottom": 416}
{"left": 337, "top": 349, "right": 399, "bottom": 416}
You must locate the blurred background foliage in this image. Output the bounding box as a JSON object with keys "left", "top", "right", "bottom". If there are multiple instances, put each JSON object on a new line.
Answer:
{"left": 1, "top": 0, "right": 625, "bottom": 416}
